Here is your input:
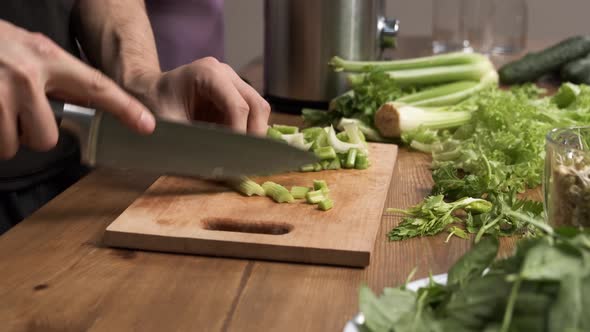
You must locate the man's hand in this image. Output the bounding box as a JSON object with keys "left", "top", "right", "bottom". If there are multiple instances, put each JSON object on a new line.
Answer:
{"left": 0, "top": 20, "right": 156, "bottom": 159}
{"left": 131, "top": 57, "right": 271, "bottom": 135}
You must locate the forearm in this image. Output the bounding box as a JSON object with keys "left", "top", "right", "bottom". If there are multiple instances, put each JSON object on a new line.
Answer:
{"left": 72, "top": 0, "right": 161, "bottom": 90}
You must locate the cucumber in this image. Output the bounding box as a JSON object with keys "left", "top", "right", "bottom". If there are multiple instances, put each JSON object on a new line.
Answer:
{"left": 499, "top": 36, "right": 590, "bottom": 84}
{"left": 561, "top": 53, "right": 590, "bottom": 85}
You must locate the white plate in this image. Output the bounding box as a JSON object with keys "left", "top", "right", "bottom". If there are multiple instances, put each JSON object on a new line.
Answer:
{"left": 343, "top": 274, "right": 448, "bottom": 332}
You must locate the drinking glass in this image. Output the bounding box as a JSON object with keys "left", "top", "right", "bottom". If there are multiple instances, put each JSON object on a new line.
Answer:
{"left": 432, "top": 0, "right": 527, "bottom": 55}
{"left": 544, "top": 127, "right": 590, "bottom": 228}
{"left": 483, "top": 0, "right": 528, "bottom": 55}
{"left": 432, "top": 0, "right": 490, "bottom": 53}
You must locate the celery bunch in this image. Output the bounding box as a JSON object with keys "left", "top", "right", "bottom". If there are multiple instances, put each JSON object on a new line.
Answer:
{"left": 303, "top": 52, "right": 499, "bottom": 140}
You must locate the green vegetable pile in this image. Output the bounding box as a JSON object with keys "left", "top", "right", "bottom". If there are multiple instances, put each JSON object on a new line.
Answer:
{"left": 394, "top": 83, "right": 590, "bottom": 240}
{"left": 303, "top": 50, "right": 590, "bottom": 241}
{"left": 232, "top": 178, "right": 334, "bottom": 211}
{"left": 267, "top": 123, "right": 370, "bottom": 172}
{"left": 359, "top": 223, "right": 590, "bottom": 332}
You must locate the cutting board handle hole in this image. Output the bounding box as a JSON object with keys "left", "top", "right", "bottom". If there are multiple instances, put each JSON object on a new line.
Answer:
{"left": 202, "top": 218, "right": 293, "bottom": 235}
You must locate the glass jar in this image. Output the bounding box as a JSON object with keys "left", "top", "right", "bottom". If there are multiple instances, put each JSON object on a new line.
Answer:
{"left": 544, "top": 127, "right": 590, "bottom": 228}
{"left": 432, "top": 0, "right": 527, "bottom": 55}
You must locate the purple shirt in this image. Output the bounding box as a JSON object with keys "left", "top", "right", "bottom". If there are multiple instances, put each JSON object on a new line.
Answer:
{"left": 145, "top": 0, "right": 224, "bottom": 71}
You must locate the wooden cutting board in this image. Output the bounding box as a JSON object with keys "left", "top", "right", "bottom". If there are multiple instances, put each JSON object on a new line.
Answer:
{"left": 103, "top": 143, "right": 398, "bottom": 267}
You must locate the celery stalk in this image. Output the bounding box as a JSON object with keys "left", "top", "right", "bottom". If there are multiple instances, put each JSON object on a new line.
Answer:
{"left": 329, "top": 53, "right": 488, "bottom": 72}
{"left": 348, "top": 60, "right": 495, "bottom": 87}
{"left": 262, "top": 181, "right": 294, "bottom": 203}
{"left": 318, "top": 198, "right": 334, "bottom": 211}
{"left": 396, "top": 81, "right": 478, "bottom": 105}
{"left": 314, "top": 146, "right": 337, "bottom": 160}
{"left": 375, "top": 103, "right": 472, "bottom": 138}
{"left": 320, "top": 160, "right": 331, "bottom": 170}
{"left": 291, "top": 186, "right": 311, "bottom": 199}
{"left": 407, "top": 71, "right": 498, "bottom": 107}
{"left": 313, "top": 163, "right": 323, "bottom": 172}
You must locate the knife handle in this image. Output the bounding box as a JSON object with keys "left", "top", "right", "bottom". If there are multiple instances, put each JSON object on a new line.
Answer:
{"left": 47, "top": 97, "right": 98, "bottom": 166}
{"left": 48, "top": 99, "right": 65, "bottom": 119}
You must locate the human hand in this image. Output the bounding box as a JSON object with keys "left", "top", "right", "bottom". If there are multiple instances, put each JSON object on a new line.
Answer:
{"left": 130, "top": 57, "right": 270, "bottom": 135}
{"left": 0, "top": 20, "right": 155, "bottom": 159}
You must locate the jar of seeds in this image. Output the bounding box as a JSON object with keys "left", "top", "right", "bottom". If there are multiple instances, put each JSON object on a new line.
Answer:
{"left": 544, "top": 127, "right": 590, "bottom": 228}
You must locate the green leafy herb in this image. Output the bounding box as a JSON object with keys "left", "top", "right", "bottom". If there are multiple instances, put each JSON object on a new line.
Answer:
{"left": 360, "top": 224, "right": 590, "bottom": 332}
{"left": 386, "top": 196, "right": 492, "bottom": 241}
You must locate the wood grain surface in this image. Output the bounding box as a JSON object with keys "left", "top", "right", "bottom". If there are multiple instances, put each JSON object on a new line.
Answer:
{"left": 0, "top": 36, "right": 541, "bottom": 332}
{"left": 104, "top": 143, "right": 398, "bottom": 267}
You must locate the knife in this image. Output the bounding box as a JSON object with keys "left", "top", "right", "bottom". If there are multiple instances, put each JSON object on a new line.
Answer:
{"left": 49, "top": 99, "right": 317, "bottom": 179}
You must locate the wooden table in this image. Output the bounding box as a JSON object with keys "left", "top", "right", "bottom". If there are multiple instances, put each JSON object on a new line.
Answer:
{"left": 0, "top": 37, "right": 546, "bottom": 332}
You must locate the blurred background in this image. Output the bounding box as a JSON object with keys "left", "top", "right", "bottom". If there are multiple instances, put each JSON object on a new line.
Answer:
{"left": 224, "top": 0, "right": 589, "bottom": 70}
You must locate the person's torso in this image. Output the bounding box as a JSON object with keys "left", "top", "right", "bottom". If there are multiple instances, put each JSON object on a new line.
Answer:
{"left": 0, "top": 0, "right": 80, "bottom": 191}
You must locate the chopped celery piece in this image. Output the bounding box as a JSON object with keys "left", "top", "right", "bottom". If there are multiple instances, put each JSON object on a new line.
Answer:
{"left": 272, "top": 124, "right": 299, "bottom": 134}
{"left": 318, "top": 198, "right": 334, "bottom": 211}
{"left": 313, "top": 163, "right": 323, "bottom": 172}
{"left": 337, "top": 118, "right": 386, "bottom": 142}
{"left": 306, "top": 190, "right": 325, "bottom": 204}
{"left": 291, "top": 186, "right": 311, "bottom": 199}
{"left": 302, "top": 127, "right": 324, "bottom": 141}
{"left": 261, "top": 181, "right": 294, "bottom": 203}
{"left": 355, "top": 154, "right": 370, "bottom": 170}
{"left": 320, "top": 160, "right": 331, "bottom": 170}
{"left": 338, "top": 153, "right": 347, "bottom": 165}
{"left": 336, "top": 131, "right": 350, "bottom": 142}
{"left": 345, "top": 148, "right": 358, "bottom": 169}
{"left": 281, "top": 133, "right": 312, "bottom": 150}
{"left": 311, "top": 130, "right": 329, "bottom": 150}
{"left": 267, "top": 127, "right": 284, "bottom": 141}
{"left": 327, "top": 158, "right": 341, "bottom": 170}
{"left": 327, "top": 126, "right": 368, "bottom": 155}
{"left": 313, "top": 180, "right": 328, "bottom": 191}
{"left": 300, "top": 164, "right": 315, "bottom": 172}
{"left": 234, "top": 178, "right": 265, "bottom": 196}
{"left": 314, "top": 146, "right": 337, "bottom": 160}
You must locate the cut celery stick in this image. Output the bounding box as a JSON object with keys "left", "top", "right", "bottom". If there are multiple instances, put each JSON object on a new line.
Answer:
{"left": 291, "top": 186, "right": 310, "bottom": 199}
{"left": 272, "top": 124, "right": 299, "bottom": 134}
{"left": 267, "top": 127, "right": 284, "bottom": 141}
{"left": 318, "top": 198, "right": 334, "bottom": 211}
{"left": 355, "top": 154, "right": 370, "bottom": 170}
{"left": 320, "top": 160, "right": 330, "bottom": 170}
{"left": 338, "top": 153, "right": 347, "bottom": 166}
{"left": 300, "top": 164, "right": 315, "bottom": 172}
{"left": 306, "top": 190, "right": 325, "bottom": 204}
{"left": 327, "top": 158, "right": 341, "bottom": 170}
{"left": 232, "top": 178, "right": 265, "bottom": 196}
{"left": 311, "top": 130, "right": 329, "bottom": 150}
{"left": 336, "top": 131, "right": 350, "bottom": 142}
{"left": 313, "top": 163, "right": 323, "bottom": 172}
{"left": 302, "top": 127, "right": 324, "bottom": 141}
{"left": 262, "top": 181, "right": 294, "bottom": 203}
{"left": 345, "top": 148, "right": 358, "bottom": 169}
{"left": 314, "top": 146, "right": 337, "bottom": 160}
{"left": 313, "top": 180, "right": 328, "bottom": 191}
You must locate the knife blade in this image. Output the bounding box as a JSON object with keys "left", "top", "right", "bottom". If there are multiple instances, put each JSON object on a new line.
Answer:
{"left": 49, "top": 100, "right": 317, "bottom": 178}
